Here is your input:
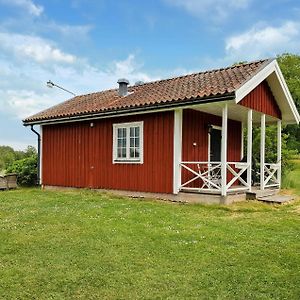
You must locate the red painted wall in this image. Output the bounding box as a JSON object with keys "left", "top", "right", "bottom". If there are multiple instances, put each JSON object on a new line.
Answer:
{"left": 42, "top": 111, "right": 174, "bottom": 194}
{"left": 182, "top": 109, "right": 242, "bottom": 162}
{"left": 181, "top": 109, "right": 242, "bottom": 188}
{"left": 240, "top": 80, "right": 281, "bottom": 119}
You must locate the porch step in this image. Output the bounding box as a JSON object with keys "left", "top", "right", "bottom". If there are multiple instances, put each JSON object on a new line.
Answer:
{"left": 247, "top": 189, "right": 295, "bottom": 204}
{"left": 246, "top": 189, "right": 278, "bottom": 200}
{"left": 256, "top": 195, "right": 295, "bottom": 204}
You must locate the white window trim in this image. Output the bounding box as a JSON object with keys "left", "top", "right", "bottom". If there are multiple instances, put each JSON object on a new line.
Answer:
{"left": 112, "top": 121, "right": 144, "bottom": 164}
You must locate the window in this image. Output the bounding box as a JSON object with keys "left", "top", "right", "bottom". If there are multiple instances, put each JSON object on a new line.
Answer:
{"left": 113, "top": 121, "right": 143, "bottom": 163}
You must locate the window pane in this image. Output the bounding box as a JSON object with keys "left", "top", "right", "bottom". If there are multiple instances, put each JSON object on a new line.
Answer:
{"left": 117, "top": 148, "right": 122, "bottom": 158}
{"left": 117, "top": 128, "right": 122, "bottom": 138}
{"left": 135, "top": 137, "right": 139, "bottom": 147}
{"left": 130, "top": 148, "right": 135, "bottom": 158}
{"left": 135, "top": 127, "right": 139, "bottom": 136}
{"left": 118, "top": 128, "right": 126, "bottom": 138}
{"left": 118, "top": 137, "right": 126, "bottom": 147}
{"left": 129, "top": 147, "right": 140, "bottom": 158}
{"left": 130, "top": 137, "right": 134, "bottom": 147}
{"left": 130, "top": 127, "right": 134, "bottom": 137}
{"left": 117, "top": 147, "right": 126, "bottom": 158}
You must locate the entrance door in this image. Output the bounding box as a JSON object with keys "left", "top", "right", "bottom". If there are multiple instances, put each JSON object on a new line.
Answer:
{"left": 209, "top": 127, "right": 221, "bottom": 162}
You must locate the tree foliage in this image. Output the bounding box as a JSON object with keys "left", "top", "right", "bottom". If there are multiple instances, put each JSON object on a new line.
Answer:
{"left": 0, "top": 145, "right": 36, "bottom": 172}
{"left": 6, "top": 155, "right": 38, "bottom": 186}
{"left": 0, "top": 145, "right": 38, "bottom": 186}
{"left": 250, "top": 126, "right": 297, "bottom": 176}
{"left": 277, "top": 53, "right": 300, "bottom": 151}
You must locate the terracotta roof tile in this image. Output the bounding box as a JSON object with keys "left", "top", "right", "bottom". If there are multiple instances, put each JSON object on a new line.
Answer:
{"left": 23, "top": 59, "right": 272, "bottom": 124}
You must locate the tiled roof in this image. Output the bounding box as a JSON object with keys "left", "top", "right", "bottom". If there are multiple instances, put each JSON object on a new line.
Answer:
{"left": 23, "top": 59, "right": 272, "bottom": 124}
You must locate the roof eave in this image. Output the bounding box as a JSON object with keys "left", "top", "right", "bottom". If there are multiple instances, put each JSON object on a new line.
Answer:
{"left": 23, "top": 93, "right": 235, "bottom": 126}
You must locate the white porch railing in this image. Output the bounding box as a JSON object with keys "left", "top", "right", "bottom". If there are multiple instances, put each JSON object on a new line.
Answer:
{"left": 226, "top": 162, "right": 250, "bottom": 192}
{"left": 180, "top": 161, "right": 250, "bottom": 194}
{"left": 262, "top": 162, "right": 280, "bottom": 189}
{"left": 180, "top": 162, "right": 222, "bottom": 193}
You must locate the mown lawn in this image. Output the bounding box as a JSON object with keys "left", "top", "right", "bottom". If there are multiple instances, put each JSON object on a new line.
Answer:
{"left": 282, "top": 159, "right": 300, "bottom": 194}
{"left": 0, "top": 187, "right": 299, "bottom": 299}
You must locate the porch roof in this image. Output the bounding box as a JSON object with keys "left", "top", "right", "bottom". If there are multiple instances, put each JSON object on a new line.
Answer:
{"left": 23, "top": 59, "right": 275, "bottom": 125}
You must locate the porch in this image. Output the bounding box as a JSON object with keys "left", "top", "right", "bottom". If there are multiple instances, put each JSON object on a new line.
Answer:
{"left": 173, "top": 101, "right": 282, "bottom": 197}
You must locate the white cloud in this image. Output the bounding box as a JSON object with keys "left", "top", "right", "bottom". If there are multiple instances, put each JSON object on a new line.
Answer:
{"left": 114, "top": 54, "right": 137, "bottom": 75}
{"left": 0, "top": 32, "right": 76, "bottom": 63}
{"left": 164, "top": 0, "right": 250, "bottom": 20}
{"left": 0, "top": 0, "right": 43, "bottom": 16}
{"left": 112, "top": 54, "right": 156, "bottom": 83}
{"left": 0, "top": 50, "right": 159, "bottom": 121}
{"left": 3, "top": 90, "right": 55, "bottom": 119}
{"left": 225, "top": 21, "right": 300, "bottom": 60}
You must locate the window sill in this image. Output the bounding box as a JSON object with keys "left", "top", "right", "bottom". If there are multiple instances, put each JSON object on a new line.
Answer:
{"left": 113, "top": 160, "right": 143, "bottom": 164}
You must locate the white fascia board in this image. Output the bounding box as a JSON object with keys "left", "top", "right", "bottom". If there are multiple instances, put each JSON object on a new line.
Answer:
{"left": 273, "top": 61, "right": 300, "bottom": 124}
{"left": 235, "top": 59, "right": 300, "bottom": 124}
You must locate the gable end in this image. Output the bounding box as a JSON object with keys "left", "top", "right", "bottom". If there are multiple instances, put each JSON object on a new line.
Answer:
{"left": 239, "top": 80, "right": 281, "bottom": 119}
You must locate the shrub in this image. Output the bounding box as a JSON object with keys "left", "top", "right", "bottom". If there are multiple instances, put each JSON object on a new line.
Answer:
{"left": 6, "top": 155, "right": 38, "bottom": 186}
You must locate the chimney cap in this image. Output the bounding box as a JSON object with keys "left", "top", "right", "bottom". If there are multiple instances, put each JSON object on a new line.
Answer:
{"left": 117, "top": 78, "right": 129, "bottom": 96}
{"left": 117, "top": 78, "right": 129, "bottom": 85}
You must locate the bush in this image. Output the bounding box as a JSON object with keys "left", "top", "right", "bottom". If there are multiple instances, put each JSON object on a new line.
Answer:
{"left": 0, "top": 145, "right": 37, "bottom": 173}
{"left": 6, "top": 155, "right": 38, "bottom": 186}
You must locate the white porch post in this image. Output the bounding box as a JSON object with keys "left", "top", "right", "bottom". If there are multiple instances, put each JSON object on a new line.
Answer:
{"left": 173, "top": 109, "right": 183, "bottom": 194}
{"left": 277, "top": 120, "right": 282, "bottom": 188}
{"left": 260, "top": 114, "right": 266, "bottom": 190}
{"left": 247, "top": 109, "right": 253, "bottom": 190}
{"left": 241, "top": 122, "right": 244, "bottom": 160}
{"left": 221, "top": 103, "right": 228, "bottom": 197}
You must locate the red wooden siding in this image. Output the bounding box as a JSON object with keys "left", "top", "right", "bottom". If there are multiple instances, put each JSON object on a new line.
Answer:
{"left": 42, "top": 111, "right": 174, "bottom": 194}
{"left": 240, "top": 80, "right": 281, "bottom": 119}
{"left": 181, "top": 109, "right": 242, "bottom": 187}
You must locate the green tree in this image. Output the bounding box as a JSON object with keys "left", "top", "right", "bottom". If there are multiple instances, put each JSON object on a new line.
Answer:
{"left": 6, "top": 155, "right": 38, "bottom": 186}
{"left": 250, "top": 126, "right": 297, "bottom": 176}
{"left": 0, "top": 145, "right": 38, "bottom": 185}
{"left": 277, "top": 53, "right": 300, "bottom": 151}
{"left": 0, "top": 146, "right": 17, "bottom": 171}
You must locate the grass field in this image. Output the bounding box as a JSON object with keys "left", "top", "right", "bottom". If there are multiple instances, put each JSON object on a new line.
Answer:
{"left": 282, "top": 159, "right": 300, "bottom": 194}
{"left": 1, "top": 160, "right": 300, "bottom": 299}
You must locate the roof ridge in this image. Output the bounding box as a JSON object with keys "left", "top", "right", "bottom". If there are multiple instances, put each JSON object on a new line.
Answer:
{"left": 49, "top": 58, "right": 273, "bottom": 100}
{"left": 128, "top": 58, "right": 272, "bottom": 89}
{"left": 72, "top": 58, "right": 273, "bottom": 97}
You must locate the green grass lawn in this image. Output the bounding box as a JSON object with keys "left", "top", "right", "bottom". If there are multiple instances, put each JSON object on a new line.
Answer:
{"left": 282, "top": 159, "right": 300, "bottom": 194}
{"left": 0, "top": 188, "right": 299, "bottom": 299}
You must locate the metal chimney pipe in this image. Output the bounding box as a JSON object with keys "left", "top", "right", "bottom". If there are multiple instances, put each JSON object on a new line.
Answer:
{"left": 117, "top": 78, "right": 129, "bottom": 96}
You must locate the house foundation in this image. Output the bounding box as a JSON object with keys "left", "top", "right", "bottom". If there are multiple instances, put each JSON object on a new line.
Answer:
{"left": 43, "top": 185, "right": 246, "bottom": 205}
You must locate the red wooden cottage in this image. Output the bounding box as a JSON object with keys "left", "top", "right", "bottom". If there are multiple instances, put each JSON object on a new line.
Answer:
{"left": 23, "top": 59, "right": 300, "bottom": 203}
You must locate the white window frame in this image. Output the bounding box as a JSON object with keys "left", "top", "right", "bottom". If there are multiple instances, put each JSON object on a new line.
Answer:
{"left": 112, "top": 121, "right": 144, "bottom": 164}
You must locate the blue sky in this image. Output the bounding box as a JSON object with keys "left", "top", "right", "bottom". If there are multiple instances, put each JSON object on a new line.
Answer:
{"left": 0, "top": 0, "right": 300, "bottom": 150}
